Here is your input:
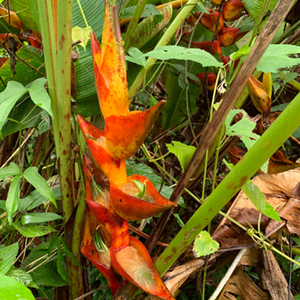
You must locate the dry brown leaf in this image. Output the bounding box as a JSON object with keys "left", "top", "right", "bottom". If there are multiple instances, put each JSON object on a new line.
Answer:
{"left": 218, "top": 266, "right": 270, "bottom": 300}
{"left": 262, "top": 250, "right": 295, "bottom": 300}
{"left": 212, "top": 168, "right": 300, "bottom": 249}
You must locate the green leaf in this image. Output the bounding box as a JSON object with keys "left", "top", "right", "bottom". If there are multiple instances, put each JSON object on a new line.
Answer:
{"left": 257, "top": 45, "right": 300, "bottom": 73}
{"left": 6, "top": 175, "right": 20, "bottom": 225}
{"left": 243, "top": 0, "right": 271, "bottom": 28}
{"left": 0, "top": 81, "right": 28, "bottom": 130}
{"left": 56, "top": 243, "right": 69, "bottom": 284}
{"left": 7, "top": 269, "right": 37, "bottom": 288}
{"left": 144, "top": 46, "right": 223, "bottom": 68}
{"left": 37, "top": 110, "right": 51, "bottom": 134}
{"left": 0, "top": 273, "right": 35, "bottom": 300}
{"left": 0, "top": 46, "right": 45, "bottom": 93}
{"left": 126, "top": 47, "right": 146, "bottom": 67}
{"left": 60, "top": 237, "right": 82, "bottom": 267}
{"left": 23, "top": 167, "right": 56, "bottom": 207}
{"left": 0, "top": 163, "right": 20, "bottom": 180}
{"left": 18, "top": 187, "right": 61, "bottom": 212}
{"left": 48, "top": 233, "right": 59, "bottom": 256}
{"left": 21, "top": 243, "right": 67, "bottom": 287}
{"left": 29, "top": 77, "right": 53, "bottom": 117}
{"left": 242, "top": 181, "right": 281, "bottom": 222}
{"left": 167, "top": 141, "right": 196, "bottom": 172}
{"left": 129, "top": 4, "right": 172, "bottom": 49}
{"left": 10, "top": 0, "right": 40, "bottom": 32}
{"left": 13, "top": 222, "right": 55, "bottom": 237}
{"left": 72, "top": 26, "right": 92, "bottom": 51}
{"left": 0, "top": 242, "right": 18, "bottom": 274}
{"left": 193, "top": 231, "right": 219, "bottom": 257}
{"left": 1, "top": 99, "right": 42, "bottom": 139}
{"left": 173, "top": 213, "right": 184, "bottom": 228}
{"left": 120, "top": 4, "right": 162, "bottom": 19}
{"left": 21, "top": 212, "right": 63, "bottom": 225}
{"left": 0, "top": 200, "right": 5, "bottom": 211}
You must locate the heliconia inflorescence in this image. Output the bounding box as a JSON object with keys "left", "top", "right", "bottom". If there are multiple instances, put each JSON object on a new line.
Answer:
{"left": 78, "top": 1, "right": 176, "bottom": 299}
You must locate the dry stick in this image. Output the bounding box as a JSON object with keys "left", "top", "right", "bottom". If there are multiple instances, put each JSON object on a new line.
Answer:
{"left": 169, "top": 0, "right": 295, "bottom": 204}
{"left": 208, "top": 248, "right": 247, "bottom": 300}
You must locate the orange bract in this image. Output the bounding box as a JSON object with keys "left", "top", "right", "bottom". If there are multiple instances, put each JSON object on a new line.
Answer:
{"left": 90, "top": 5, "right": 128, "bottom": 119}
{"left": 110, "top": 174, "right": 177, "bottom": 221}
{"left": 111, "top": 236, "right": 175, "bottom": 300}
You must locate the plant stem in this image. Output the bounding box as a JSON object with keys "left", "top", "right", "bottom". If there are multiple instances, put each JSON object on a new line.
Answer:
{"left": 154, "top": 86, "right": 300, "bottom": 275}
{"left": 37, "top": 0, "right": 60, "bottom": 154}
{"left": 124, "top": 0, "right": 148, "bottom": 50}
{"left": 128, "top": 0, "right": 199, "bottom": 99}
{"left": 208, "top": 249, "right": 247, "bottom": 300}
{"left": 76, "top": 0, "right": 89, "bottom": 27}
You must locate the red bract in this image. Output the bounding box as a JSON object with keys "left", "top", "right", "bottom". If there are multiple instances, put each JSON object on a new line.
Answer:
{"left": 110, "top": 174, "right": 177, "bottom": 221}
{"left": 189, "top": 40, "right": 222, "bottom": 55}
{"left": 111, "top": 236, "right": 175, "bottom": 300}
{"left": 223, "top": 0, "right": 245, "bottom": 21}
{"left": 200, "top": 9, "right": 224, "bottom": 32}
{"left": 218, "top": 27, "right": 247, "bottom": 47}
{"left": 81, "top": 208, "right": 122, "bottom": 295}
{"left": 196, "top": 73, "right": 217, "bottom": 91}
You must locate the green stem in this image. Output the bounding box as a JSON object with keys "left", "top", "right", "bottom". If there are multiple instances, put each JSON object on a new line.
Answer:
{"left": 37, "top": 0, "right": 59, "bottom": 155}
{"left": 124, "top": 0, "right": 148, "bottom": 51}
{"left": 154, "top": 89, "right": 300, "bottom": 276}
{"left": 128, "top": 0, "right": 199, "bottom": 99}
{"left": 273, "top": 19, "right": 300, "bottom": 44}
{"left": 141, "top": 144, "right": 201, "bottom": 203}
{"left": 76, "top": 0, "right": 89, "bottom": 27}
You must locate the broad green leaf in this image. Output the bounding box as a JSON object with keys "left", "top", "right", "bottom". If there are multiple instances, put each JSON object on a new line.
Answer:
{"left": 0, "top": 242, "right": 18, "bottom": 274}
{"left": 144, "top": 46, "right": 223, "bottom": 68}
{"left": 13, "top": 222, "right": 55, "bottom": 237}
{"left": 120, "top": 4, "right": 162, "bottom": 19}
{"left": 242, "top": 181, "right": 281, "bottom": 222}
{"left": 1, "top": 99, "right": 42, "bottom": 139}
{"left": 10, "top": 0, "right": 40, "bottom": 32}
{"left": 225, "top": 109, "right": 269, "bottom": 172}
{"left": 21, "top": 243, "right": 67, "bottom": 287}
{"left": 192, "top": 2, "right": 209, "bottom": 14}
{"left": 0, "top": 200, "right": 5, "bottom": 211}
{"left": 173, "top": 213, "right": 184, "bottom": 228}
{"left": 18, "top": 187, "right": 61, "bottom": 212}
{"left": 73, "top": 0, "right": 104, "bottom": 117}
{"left": 243, "top": 0, "right": 270, "bottom": 26}
{"left": 167, "top": 141, "right": 196, "bottom": 172}
{"left": 0, "top": 162, "right": 20, "bottom": 180}
{"left": 0, "top": 46, "right": 45, "bottom": 93}
{"left": 72, "top": 26, "right": 92, "bottom": 51}
{"left": 129, "top": 4, "right": 172, "bottom": 49}
{"left": 0, "top": 81, "right": 27, "bottom": 130}
{"left": 0, "top": 273, "right": 35, "bottom": 300}
{"left": 257, "top": 45, "right": 300, "bottom": 73}
{"left": 48, "top": 233, "right": 59, "bottom": 256}
{"left": 56, "top": 243, "right": 69, "bottom": 283}
{"left": 23, "top": 167, "right": 56, "bottom": 207}
{"left": 37, "top": 110, "right": 51, "bottom": 134}
{"left": 6, "top": 175, "right": 20, "bottom": 225}
{"left": 21, "top": 212, "right": 63, "bottom": 225}
{"left": 126, "top": 47, "right": 146, "bottom": 67}
{"left": 193, "top": 231, "right": 219, "bottom": 257}
{"left": 7, "top": 269, "right": 37, "bottom": 288}
{"left": 29, "top": 78, "right": 53, "bottom": 117}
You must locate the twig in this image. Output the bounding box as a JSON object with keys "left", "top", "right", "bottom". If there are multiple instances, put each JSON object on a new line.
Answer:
{"left": 208, "top": 248, "right": 247, "bottom": 300}
{"left": 73, "top": 286, "right": 110, "bottom": 300}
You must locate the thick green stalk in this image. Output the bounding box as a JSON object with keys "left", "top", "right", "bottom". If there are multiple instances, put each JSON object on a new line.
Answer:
{"left": 37, "top": 0, "right": 60, "bottom": 154}
{"left": 124, "top": 0, "right": 148, "bottom": 50}
{"left": 155, "top": 90, "right": 300, "bottom": 275}
{"left": 128, "top": 0, "right": 199, "bottom": 99}
{"left": 56, "top": 1, "right": 84, "bottom": 298}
